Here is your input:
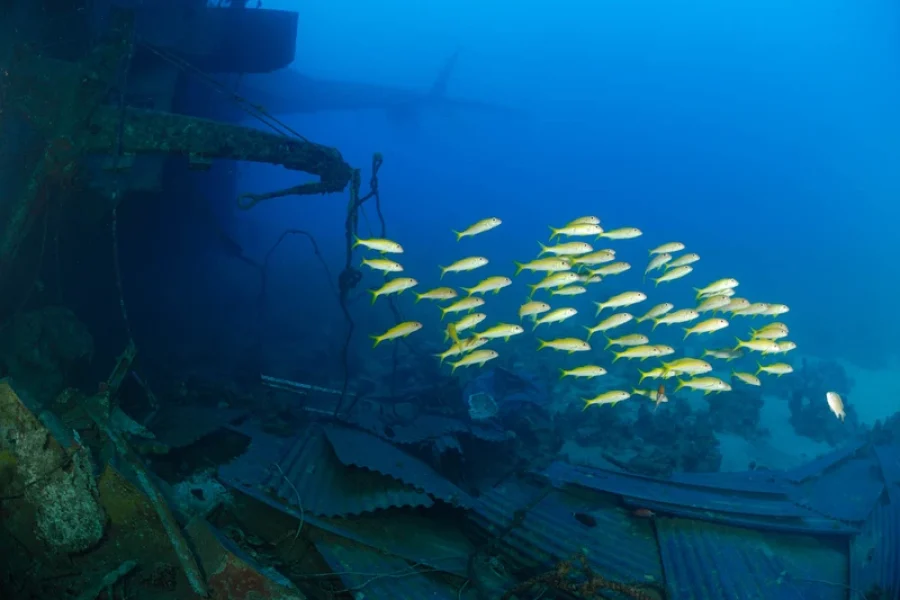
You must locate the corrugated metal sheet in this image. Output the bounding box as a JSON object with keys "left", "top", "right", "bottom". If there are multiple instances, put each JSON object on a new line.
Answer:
{"left": 657, "top": 517, "right": 847, "bottom": 600}
{"left": 468, "top": 478, "right": 664, "bottom": 586}
{"left": 790, "top": 453, "right": 884, "bottom": 523}
{"left": 313, "top": 538, "right": 468, "bottom": 600}
{"left": 782, "top": 438, "right": 868, "bottom": 483}
{"left": 542, "top": 461, "right": 857, "bottom": 534}
{"left": 219, "top": 421, "right": 433, "bottom": 517}
{"left": 875, "top": 444, "right": 900, "bottom": 504}
{"left": 851, "top": 493, "right": 900, "bottom": 598}
{"left": 321, "top": 424, "right": 473, "bottom": 508}
{"left": 669, "top": 469, "right": 790, "bottom": 495}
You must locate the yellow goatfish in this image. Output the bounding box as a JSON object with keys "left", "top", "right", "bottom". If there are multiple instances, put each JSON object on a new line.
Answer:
{"left": 353, "top": 236, "right": 404, "bottom": 254}
{"left": 440, "top": 296, "right": 485, "bottom": 319}
{"left": 514, "top": 258, "right": 571, "bottom": 275}
{"left": 463, "top": 276, "right": 512, "bottom": 295}
{"left": 675, "top": 376, "right": 732, "bottom": 395}
{"left": 371, "top": 321, "right": 423, "bottom": 347}
{"left": 650, "top": 242, "right": 685, "bottom": 255}
{"left": 369, "top": 278, "right": 417, "bottom": 304}
{"left": 533, "top": 308, "right": 578, "bottom": 330}
{"left": 560, "top": 365, "right": 607, "bottom": 379}
{"left": 362, "top": 258, "right": 403, "bottom": 273}
{"left": 599, "top": 227, "right": 642, "bottom": 240}
{"left": 538, "top": 241, "right": 593, "bottom": 256}
{"left": 415, "top": 287, "right": 457, "bottom": 302}
{"left": 519, "top": 301, "right": 551, "bottom": 320}
{"left": 667, "top": 253, "right": 700, "bottom": 268}
{"left": 440, "top": 256, "right": 489, "bottom": 279}
{"left": 694, "top": 278, "right": 739, "bottom": 300}
{"left": 549, "top": 223, "right": 603, "bottom": 239}
{"left": 476, "top": 323, "right": 524, "bottom": 341}
{"left": 537, "top": 338, "right": 591, "bottom": 353}
{"left": 453, "top": 217, "right": 502, "bottom": 241}
{"left": 583, "top": 390, "right": 631, "bottom": 409}
{"left": 683, "top": 318, "right": 729, "bottom": 340}
{"left": 652, "top": 265, "right": 693, "bottom": 286}
{"left": 594, "top": 291, "right": 647, "bottom": 316}
{"left": 449, "top": 349, "right": 499, "bottom": 373}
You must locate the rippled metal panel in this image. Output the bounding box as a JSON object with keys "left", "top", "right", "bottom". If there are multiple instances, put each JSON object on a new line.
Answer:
{"left": 851, "top": 494, "right": 900, "bottom": 598}
{"left": 790, "top": 453, "right": 884, "bottom": 523}
{"left": 468, "top": 478, "right": 664, "bottom": 587}
{"left": 219, "top": 422, "right": 433, "bottom": 517}
{"left": 782, "top": 438, "right": 868, "bottom": 482}
{"left": 875, "top": 444, "right": 900, "bottom": 504}
{"left": 314, "top": 538, "right": 466, "bottom": 600}
{"left": 657, "top": 517, "right": 846, "bottom": 600}
{"left": 322, "top": 424, "right": 473, "bottom": 508}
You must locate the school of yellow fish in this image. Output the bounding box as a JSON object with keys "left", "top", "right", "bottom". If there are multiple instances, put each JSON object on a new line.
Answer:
{"left": 354, "top": 216, "right": 846, "bottom": 421}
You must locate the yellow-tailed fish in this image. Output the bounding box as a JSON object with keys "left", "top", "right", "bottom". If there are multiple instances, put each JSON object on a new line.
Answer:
{"left": 675, "top": 376, "right": 731, "bottom": 395}
{"left": 370, "top": 278, "right": 417, "bottom": 303}
{"left": 446, "top": 323, "right": 460, "bottom": 345}
{"left": 696, "top": 294, "right": 732, "bottom": 313}
{"left": 560, "top": 365, "right": 607, "bottom": 379}
{"left": 694, "top": 278, "right": 739, "bottom": 300}
{"left": 538, "top": 338, "right": 591, "bottom": 353}
{"left": 637, "top": 303, "right": 674, "bottom": 323}
{"left": 566, "top": 216, "right": 601, "bottom": 226}
{"left": 645, "top": 253, "right": 672, "bottom": 275}
{"left": 826, "top": 391, "right": 846, "bottom": 421}
{"left": 533, "top": 307, "right": 578, "bottom": 330}
{"left": 650, "top": 242, "right": 685, "bottom": 255}
{"left": 476, "top": 323, "right": 525, "bottom": 341}
{"left": 552, "top": 285, "right": 587, "bottom": 296}
{"left": 612, "top": 345, "right": 663, "bottom": 362}
{"left": 513, "top": 258, "right": 572, "bottom": 275}
{"left": 667, "top": 253, "right": 700, "bottom": 268}
{"left": 440, "top": 296, "right": 485, "bottom": 319}
{"left": 751, "top": 323, "right": 789, "bottom": 340}
{"left": 361, "top": 258, "right": 403, "bottom": 273}
{"left": 549, "top": 223, "right": 603, "bottom": 239}
{"left": 631, "top": 387, "right": 659, "bottom": 400}
{"left": 723, "top": 298, "right": 751, "bottom": 313}
{"left": 353, "top": 236, "right": 404, "bottom": 254}
{"left": 762, "top": 303, "right": 790, "bottom": 316}
{"left": 449, "top": 349, "right": 499, "bottom": 373}
{"left": 450, "top": 313, "right": 487, "bottom": 336}
{"left": 733, "top": 337, "right": 780, "bottom": 354}
{"left": 652, "top": 309, "right": 699, "bottom": 330}
{"left": 755, "top": 362, "right": 794, "bottom": 377}
{"left": 591, "top": 262, "right": 631, "bottom": 277}
{"left": 529, "top": 272, "right": 580, "bottom": 295}
{"left": 683, "top": 317, "right": 729, "bottom": 340}
{"left": 732, "top": 371, "right": 761, "bottom": 386}
{"left": 579, "top": 274, "right": 603, "bottom": 284}
{"left": 661, "top": 358, "right": 712, "bottom": 376}
{"left": 415, "top": 287, "right": 458, "bottom": 302}
{"left": 732, "top": 303, "right": 770, "bottom": 317}
{"left": 584, "top": 313, "right": 634, "bottom": 340}
{"left": 594, "top": 291, "right": 647, "bottom": 316}
{"left": 702, "top": 287, "right": 735, "bottom": 299}
{"left": 440, "top": 256, "right": 489, "bottom": 279}
{"left": 604, "top": 333, "right": 649, "bottom": 349}
{"left": 371, "top": 321, "right": 423, "bottom": 347}
{"left": 583, "top": 390, "right": 631, "bottom": 409}
{"left": 519, "top": 301, "right": 551, "bottom": 320}
{"left": 538, "top": 241, "right": 593, "bottom": 256}
{"left": 570, "top": 249, "right": 616, "bottom": 266}
{"left": 650, "top": 345, "right": 675, "bottom": 357}
{"left": 599, "top": 227, "right": 642, "bottom": 240}
{"left": 704, "top": 348, "right": 744, "bottom": 361}
{"left": 652, "top": 265, "right": 693, "bottom": 286}
{"left": 638, "top": 367, "right": 677, "bottom": 384}
{"left": 463, "top": 276, "right": 512, "bottom": 295}
{"left": 453, "top": 217, "right": 502, "bottom": 241}
{"left": 435, "top": 337, "right": 490, "bottom": 365}
{"left": 774, "top": 341, "right": 797, "bottom": 354}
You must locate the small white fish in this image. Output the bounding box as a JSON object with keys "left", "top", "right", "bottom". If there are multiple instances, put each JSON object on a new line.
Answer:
{"left": 826, "top": 391, "right": 846, "bottom": 422}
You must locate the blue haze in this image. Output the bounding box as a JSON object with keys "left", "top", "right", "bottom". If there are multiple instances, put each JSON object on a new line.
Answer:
{"left": 222, "top": 0, "right": 900, "bottom": 379}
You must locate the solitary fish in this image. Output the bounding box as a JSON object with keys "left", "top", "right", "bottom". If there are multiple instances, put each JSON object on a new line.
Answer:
{"left": 440, "top": 256, "right": 489, "bottom": 279}
{"left": 453, "top": 217, "right": 502, "bottom": 241}
{"left": 353, "top": 236, "right": 404, "bottom": 254}
{"left": 826, "top": 391, "right": 846, "bottom": 421}
{"left": 371, "top": 321, "right": 423, "bottom": 347}
{"left": 449, "top": 349, "right": 499, "bottom": 373}
{"left": 369, "top": 278, "right": 417, "bottom": 304}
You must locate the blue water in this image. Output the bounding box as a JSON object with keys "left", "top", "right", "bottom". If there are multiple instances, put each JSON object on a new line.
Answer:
{"left": 222, "top": 0, "right": 900, "bottom": 422}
